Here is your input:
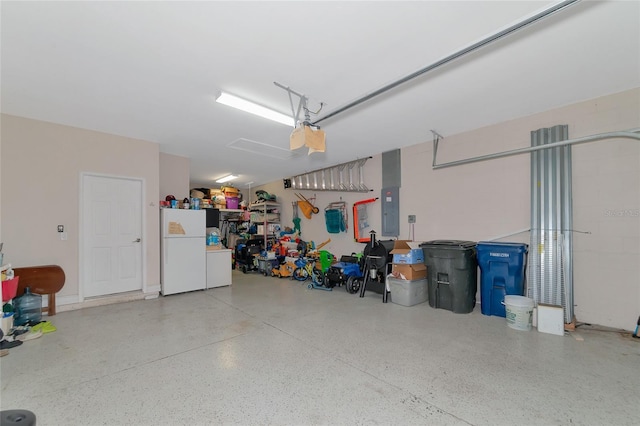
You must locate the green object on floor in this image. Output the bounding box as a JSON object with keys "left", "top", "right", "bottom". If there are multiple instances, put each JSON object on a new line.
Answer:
{"left": 31, "top": 321, "right": 56, "bottom": 334}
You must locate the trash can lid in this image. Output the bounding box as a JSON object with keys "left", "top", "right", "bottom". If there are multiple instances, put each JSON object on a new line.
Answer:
{"left": 477, "top": 241, "right": 528, "bottom": 247}
{"left": 420, "top": 240, "right": 477, "bottom": 250}
{"left": 477, "top": 241, "right": 529, "bottom": 252}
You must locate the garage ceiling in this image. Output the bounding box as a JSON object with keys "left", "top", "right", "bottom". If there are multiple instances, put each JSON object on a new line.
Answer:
{"left": 2, "top": 1, "right": 638, "bottom": 188}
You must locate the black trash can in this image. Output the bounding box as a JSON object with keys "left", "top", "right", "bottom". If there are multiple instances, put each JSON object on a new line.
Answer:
{"left": 420, "top": 240, "right": 478, "bottom": 314}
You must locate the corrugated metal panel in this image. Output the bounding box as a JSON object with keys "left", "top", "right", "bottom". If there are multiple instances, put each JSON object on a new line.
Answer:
{"left": 530, "top": 125, "right": 573, "bottom": 323}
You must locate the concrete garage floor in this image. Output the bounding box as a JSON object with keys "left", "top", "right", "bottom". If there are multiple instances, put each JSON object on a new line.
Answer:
{"left": 1, "top": 270, "right": 638, "bottom": 425}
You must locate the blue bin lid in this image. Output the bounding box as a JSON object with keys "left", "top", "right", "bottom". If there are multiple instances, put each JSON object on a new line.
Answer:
{"left": 420, "top": 240, "right": 476, "bottom": 250}
{"left": 476, "top": 241, "right": 528, "bottom": 253}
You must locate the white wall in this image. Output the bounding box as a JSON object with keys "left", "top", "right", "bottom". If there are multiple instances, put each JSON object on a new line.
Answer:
{"left": 256, "top": 88, "right": 640, "bottom": 330}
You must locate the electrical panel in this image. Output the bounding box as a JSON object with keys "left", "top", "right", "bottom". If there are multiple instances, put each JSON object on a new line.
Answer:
{"left": 381, "top": 187, "right": 399, "bottom": 237}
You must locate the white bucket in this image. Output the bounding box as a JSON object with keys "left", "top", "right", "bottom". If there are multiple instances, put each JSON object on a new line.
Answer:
{"left": 504, "top": 296, "right": 534, "bottom": 331}
{"left": 1, "top": 312, "right": 14, "bottom": 335}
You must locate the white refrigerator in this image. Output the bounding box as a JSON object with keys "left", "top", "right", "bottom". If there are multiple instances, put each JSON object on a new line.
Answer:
{"left": 160, "top": 208, "right": 206, "bottom": 295}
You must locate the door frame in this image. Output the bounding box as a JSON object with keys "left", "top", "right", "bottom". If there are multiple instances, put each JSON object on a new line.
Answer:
{"left": 79, "top": 172, "right": 147, "bottom": 302}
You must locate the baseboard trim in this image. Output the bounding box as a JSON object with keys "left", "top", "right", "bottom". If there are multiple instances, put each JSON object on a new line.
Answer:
{"left": 144, "top": 284, "right": 162, "bottom": 299}
{"left": 55, "top": 295, "right": 80, "bottom": 307}
{"left": 54, "top": 289, "right": 160, "bottom": 314}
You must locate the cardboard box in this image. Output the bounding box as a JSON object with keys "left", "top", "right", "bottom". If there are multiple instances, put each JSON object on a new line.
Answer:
{"left": 290, "top": 124, "right": 326, "bottom": 154}
{"left": 221, "top": 186, "right": 239, "bottom": 197}
{"left": 390, "top": 240, "right": 425, "bottom": 264}
{"left": 391, "top": 263, "right": 427, "bottom": 280}
{"left": 537, "top": 303, "right": 565, "bottom": 336}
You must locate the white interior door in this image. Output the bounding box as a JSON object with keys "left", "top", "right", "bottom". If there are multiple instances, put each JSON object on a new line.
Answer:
{"left": 82, "top": 174, "right": 143, "bottom": 298}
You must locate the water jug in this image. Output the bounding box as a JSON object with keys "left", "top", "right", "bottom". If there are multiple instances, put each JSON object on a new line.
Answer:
{"left": 14, "top": 287, "right": 42, "bottom": 326}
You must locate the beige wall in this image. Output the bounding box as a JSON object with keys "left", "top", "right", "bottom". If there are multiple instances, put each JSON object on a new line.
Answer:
{"left": 254, "top": 156, "right": 383, "bottom": 258}
{"left": 0, "top": 114, "right": 161, "bottom": 303}
{"left": 2, "top": 88, "right": 637, "bottom": 329}
{"left": 404, "top": 89, "right": 639, "bottom": 330}
{"left": 257, "top": 88, "right": 640, "bottom": 330}
{"left": 160, "top": 152, "right": 190, "bottom": 202}
{"left": 0, "top": 119, "right": 3, "bottom": 242}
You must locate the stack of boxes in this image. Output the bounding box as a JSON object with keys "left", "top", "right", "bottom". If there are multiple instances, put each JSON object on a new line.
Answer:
{"left": 388, "top": 241, "right": 428, "bottom": 306}
{"left": 210, "top": 188, "right": 227, "bottom": 209}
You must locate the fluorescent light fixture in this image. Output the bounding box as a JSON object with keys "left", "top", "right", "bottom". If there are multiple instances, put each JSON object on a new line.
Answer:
{"left": 216, "top": 92, "right": 295, "bottom": 127}
{"left": 215, "top": 174, "right": 238, "bottom": 183}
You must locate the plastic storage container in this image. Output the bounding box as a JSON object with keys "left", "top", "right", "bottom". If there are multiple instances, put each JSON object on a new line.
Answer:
{"left": 14, "top": 287, "right": 42, "bottom": 326}
{"left": 2, "top": 276, "right": 19, "bottom": 302}
{"left": 257, "top": 256, "right": 279, "bottom": 276}
{"left": 226, "top": 197, "right": 239, "bottom": 209}
{"left": 420, "top": 240, "right": 477, "bottom": 314}
{"left": 387, "top": 277, "right": 428, "bottom": 307}
{"left": 476, "top": 242, "right": 529, "bottom": 317}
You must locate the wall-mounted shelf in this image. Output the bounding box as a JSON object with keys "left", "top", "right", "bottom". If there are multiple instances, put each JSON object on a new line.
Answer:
{"left": 218, "top": 209, "right": 247, "bottom": 248}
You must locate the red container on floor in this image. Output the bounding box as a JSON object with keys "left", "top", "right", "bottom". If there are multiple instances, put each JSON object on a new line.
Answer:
{"left": 226, "top": 197, "right": 239, "bottom": 209}
{"left": 2, "top": 276, "right": 19, "bottom": 302}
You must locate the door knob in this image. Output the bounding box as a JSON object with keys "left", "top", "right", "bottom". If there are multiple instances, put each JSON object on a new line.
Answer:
{"left": 133, "top": 238, "right": 141, "bottom": 243}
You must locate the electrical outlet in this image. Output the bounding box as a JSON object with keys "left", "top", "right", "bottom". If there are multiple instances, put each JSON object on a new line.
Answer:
{"left": 57, "top": 225, "right": 64, "bottom": 232}
{"left": 408, "top": 215, "right": 416, "bottom": 223}
{"left": 60, "top": 232, "right": 68, "bottom": 241}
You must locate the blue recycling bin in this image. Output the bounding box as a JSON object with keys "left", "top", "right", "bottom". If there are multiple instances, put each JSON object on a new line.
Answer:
{"left": 476, "top": 242, "right": 528, "bottom": 317}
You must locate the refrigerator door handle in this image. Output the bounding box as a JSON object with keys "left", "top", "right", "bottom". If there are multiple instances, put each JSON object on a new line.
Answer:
{"left": 164, "top": 241, "right": 168, "bottom": 264}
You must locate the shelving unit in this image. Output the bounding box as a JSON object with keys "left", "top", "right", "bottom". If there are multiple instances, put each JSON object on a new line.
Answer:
{"left": 218, "top": 208, "right": 247, "bottom": 249}
{"left": 249, "top": 202, "right": 280, "bottom": 249}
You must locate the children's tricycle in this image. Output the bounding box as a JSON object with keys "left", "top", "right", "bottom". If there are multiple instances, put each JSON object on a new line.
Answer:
{"left": 292, "top": 257, "right": 331, "bottom": 291}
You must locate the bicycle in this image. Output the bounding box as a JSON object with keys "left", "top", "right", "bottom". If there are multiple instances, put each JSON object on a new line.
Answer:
{"left": 292, "top": 257, "right": 331, "bottom": 291}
